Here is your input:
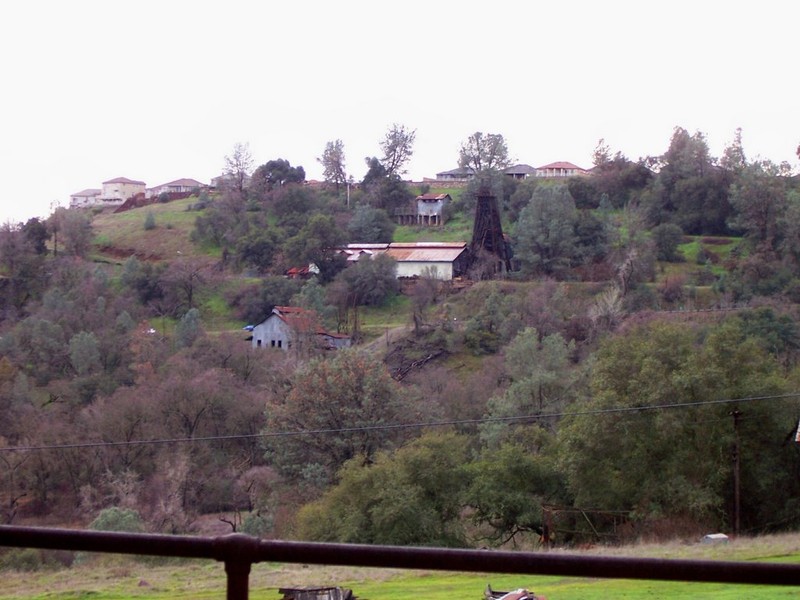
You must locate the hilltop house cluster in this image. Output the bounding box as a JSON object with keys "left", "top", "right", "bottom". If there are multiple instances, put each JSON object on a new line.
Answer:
{"left": 69, "top": 177, "right": 208, "bottom": 209}
{"left": 432, "top": 161, "right": 589, "bottom": 182}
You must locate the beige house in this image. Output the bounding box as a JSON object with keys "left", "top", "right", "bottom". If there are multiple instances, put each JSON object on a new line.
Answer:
{"left": 147, "top": 178, "right": 205, "bottom": 198}
{"left": 101, "top": 177, "right": 146, "bottom": 204}
{"left": 69, "top": 188, "right": 102, "bottom": 208}
{"left": 535, "top": 162, "right": 588, "bottom": 178}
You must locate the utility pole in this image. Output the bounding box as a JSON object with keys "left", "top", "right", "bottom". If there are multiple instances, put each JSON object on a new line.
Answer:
{"left": 731, "top": 408, "right": 742, "bottom": 536}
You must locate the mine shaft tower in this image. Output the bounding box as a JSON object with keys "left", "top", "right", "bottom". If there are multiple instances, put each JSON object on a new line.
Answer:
{"left": 470, "top": 187, "right": 512, "bottom": 274}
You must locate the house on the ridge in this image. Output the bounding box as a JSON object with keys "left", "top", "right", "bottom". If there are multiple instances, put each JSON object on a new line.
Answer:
{"left": 251, "top": 306, "right": 350, "bottom": 352}
{"left": 101, "top": 177, "right": 147, "bottom": 204}
{"left": 147, "top": 178, "right": 205, "bottom": 198}
{"left": 434, "top": 166, "right": 474, "bottom": 181}
{"left": 535, "top": 161, "right": 588, "bottom": 178}
{"left": 503, "top": 164, "right": 538, "bottom": 180}
{"left": 69, "top": 188, "right": 102, "bottom": 208}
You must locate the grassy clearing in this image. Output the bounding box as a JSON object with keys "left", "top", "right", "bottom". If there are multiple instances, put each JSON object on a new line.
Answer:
{"left": 359, "top": 295, "right": 412, "bottom": 341}
{"left": 393, "top": 212, "right": 472, "bottom": 243}
{"left": 5, "top": 534, "right": 800, "bottom": 600}
{"left": 91, "top": 198, "right": 207, "bottom": 262}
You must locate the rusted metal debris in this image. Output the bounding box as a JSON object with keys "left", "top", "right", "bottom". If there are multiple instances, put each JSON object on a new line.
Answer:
{"left": 279, "top": 587, "right": 354, "bottom": 600}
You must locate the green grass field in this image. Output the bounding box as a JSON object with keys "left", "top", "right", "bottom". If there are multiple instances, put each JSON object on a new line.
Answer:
{"left": 4, "top": 533, "right": 800, "bottom": 599}
{"left": 2, "top": 557, "right": 798, "bottom": 599}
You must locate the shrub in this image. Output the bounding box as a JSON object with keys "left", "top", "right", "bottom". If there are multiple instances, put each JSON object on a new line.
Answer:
{"left": 89, "top": 507, "right": 144, "bottom": 533}
{"left": 652, "top": 223, "right": 684, "bottom": 262}
{"left": 143, "top": 211, "right": 156, "bottom": 230}
{"left": 0, "top": 548, "right": 43, "bottom": 572}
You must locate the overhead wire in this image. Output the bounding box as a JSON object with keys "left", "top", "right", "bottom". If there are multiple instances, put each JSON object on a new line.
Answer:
{"left": 1, "top": 391, "right": 798, "bottom": 453}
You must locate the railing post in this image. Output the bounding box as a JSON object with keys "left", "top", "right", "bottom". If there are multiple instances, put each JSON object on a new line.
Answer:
{"left": 213, "top": 533, "right": 261, "bottom": 600}
{"left": 225, "top": 558, "right": 252, "bottom": 600}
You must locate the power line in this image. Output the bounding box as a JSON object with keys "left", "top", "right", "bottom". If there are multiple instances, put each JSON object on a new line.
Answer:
{"left": 1, "top": 391, "right": 799, "bottom": 453}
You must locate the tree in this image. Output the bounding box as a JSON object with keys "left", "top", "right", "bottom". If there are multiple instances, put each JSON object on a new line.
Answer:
{"left": 347, "top": 205, "right": 395, "bottom": 243}
{"left": 559, "top": 320, "right": 797, "bottom": 533}
{"left": 513, "top": 185, "right": 578, "bottom": 277}
{"left": 587, "top": 142, "right": 653, "bottom": 210}
{"left": 263, "top": 349, "right": 413, "bottom": 485}
{"left": 728, "top": 160, "right": 790, "bottom": 254}
{"left": 465, "top": 434, "right": 567, "bottom": 546}
{"left": 271, "top": 185, "right": 319, "bottom": 235}
{"left": 60, "top": 210, "right": 94, "bottom": 258}
{"left": 379, "top": 123, "right": 416, "bottom": 177}
{"left": 318, "top": 139, "right": 347, "bottom": 192}
{"left": 234, "top": 227, "right": 280, "bottom": 273}
{"left": 228, "top": 276, "right": 303, "bottom": 325}
{"left": 224, "top": 142, "right": 254, "bottom": 196}
{"left": 458, "top": 132, "right": 511, "bottom": 172}
{"left": 250, "top": 159, "right": 305, "bottom": 199}
{"left": 0, "top": 222, "right": 46, "bottom": 319}
{"left": 337, "top": 254, "right": 398, "bottom": 307}
{"left": 295, "top": 432, "right": 470, "bottom": 546}
{"left": 69, "top": 331, "right": 101, "bottom": 376}
{"left": 160, "top": 257, "right": 212, "bottom": 315}
{"left": 21, "top": 218, "right": 49, "bottom": 255}
{"left": 480, "top": 327, "right": 579, "bottom": 447}
{"left": 642, "top": 126, "right": 731, "bottom": 234}
{"left": 720, "top": 127, "right": 747, "bottom": 173}
{"left": 361, "top": 156, "right": 388, "bottom": 190}
{"left": 651, "top": 223, "right": 685, "bottom": 262}
{"left": 283, "top": 213, "right": 347, "bottom": 283}
{"left": 175, "top": 307, "right": 203, "bottom": 348}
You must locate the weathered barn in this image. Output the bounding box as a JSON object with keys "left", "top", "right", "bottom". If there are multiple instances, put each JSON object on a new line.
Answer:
{"left": 251, "top": 306, "right": 350, "bottom": 351}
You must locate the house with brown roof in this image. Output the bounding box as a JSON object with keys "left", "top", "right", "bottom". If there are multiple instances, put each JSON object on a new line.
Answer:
{"left": 251, "top": 306, "right": 350, "bottom": 352}
{"left": 101, "top": 177, "right": 147, "bottom": 204}
{"left": 535, "top": 162, "right": 588, "bottom": 178}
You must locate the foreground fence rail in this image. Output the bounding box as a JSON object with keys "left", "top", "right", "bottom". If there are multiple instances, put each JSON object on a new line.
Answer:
{"left": 2, "top": 525, "right": 800, "bottom": 599}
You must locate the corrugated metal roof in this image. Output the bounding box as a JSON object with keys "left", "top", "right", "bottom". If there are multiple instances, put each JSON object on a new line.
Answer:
{"left": 384, "top": 246, "right": 467, "bottom": 262}
{"left": 340, "top": 242, "right": 468, "bottom": 263}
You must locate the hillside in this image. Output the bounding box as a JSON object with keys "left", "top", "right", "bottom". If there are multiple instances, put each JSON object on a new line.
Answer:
{"left": 2, "top": 160, "right": 800, "bottom": 556}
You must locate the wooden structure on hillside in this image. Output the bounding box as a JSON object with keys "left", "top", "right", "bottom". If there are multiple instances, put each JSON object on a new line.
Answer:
{"left": 470, "top": 188, "right": 512, "bottom": 274}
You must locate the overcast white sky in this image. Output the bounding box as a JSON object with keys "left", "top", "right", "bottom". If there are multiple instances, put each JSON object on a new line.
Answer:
{"left": 1, "top": 0, "right": 797, "bottom": 225}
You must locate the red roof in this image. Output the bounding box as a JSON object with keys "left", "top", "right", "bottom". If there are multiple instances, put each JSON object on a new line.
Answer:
{"left": 273, "top": 306, "right": 326, "bottom": 335}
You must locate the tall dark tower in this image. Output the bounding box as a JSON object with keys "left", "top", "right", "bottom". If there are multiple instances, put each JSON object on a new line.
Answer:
{"left": 470, "top": 187, "right": 511, "bottom": 274}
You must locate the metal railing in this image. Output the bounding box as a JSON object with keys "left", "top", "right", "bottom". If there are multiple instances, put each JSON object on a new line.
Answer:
{"left": 2, "top": 525, "right": 800, "bottom": 599}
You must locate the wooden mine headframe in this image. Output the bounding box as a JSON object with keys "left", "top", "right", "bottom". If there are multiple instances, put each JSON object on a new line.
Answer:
{"left": 470, "top": 186, "right": 512, "bottom": 273}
